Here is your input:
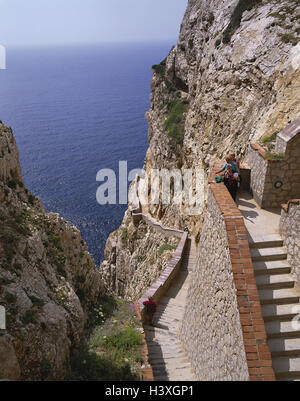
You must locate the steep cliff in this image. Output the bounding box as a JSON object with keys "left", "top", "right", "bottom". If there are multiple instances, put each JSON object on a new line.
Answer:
{"left": 0, "top": 123, "right": 105, "bottom": 380}
{"left": 101, "top": 0, "right": 300, "bottom": 296}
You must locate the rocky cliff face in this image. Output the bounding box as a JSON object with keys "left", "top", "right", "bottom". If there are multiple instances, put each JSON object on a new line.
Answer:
{"left": 0, "top": 123, "right": 105, "bottom": 380}
{"left": 101, "top": 0, "right": 300, "bottom": 296}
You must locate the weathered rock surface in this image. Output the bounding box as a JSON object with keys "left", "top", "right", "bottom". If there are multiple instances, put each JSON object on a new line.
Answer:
{"left": 0, "top": 123, "right": 105, "bottom": 381}
{"left": 101, "top": 210, "right": 179, "bottom": 300}
{"left": 101, "top": 0, "right": 300, "bottom": 295}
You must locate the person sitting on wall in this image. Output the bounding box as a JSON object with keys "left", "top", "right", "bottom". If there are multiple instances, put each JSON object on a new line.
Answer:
{"left": 230, "top": 152, "right": 240, "bottom": 174}
{"left": 215, "top": 155, "right": 236, "bottom": 176}
{"left": 143, "top": 297, "right": 157, "bottom": 326}
{"left": 224, "top": 164, "right": 240, "bottom": 202}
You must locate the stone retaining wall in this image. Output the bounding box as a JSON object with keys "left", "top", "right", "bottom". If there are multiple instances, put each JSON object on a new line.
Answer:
{"left": 280, "top": 200, "right": 300, "bottom": 285}
{"left": 132, "top": 209, "right": 184, "bottom": 239}
{"left": 130, "top": 209, "right": 188, "bottom": 381}
{"left": 132, "top": 208, "right": 188, "bottom": 312}
{"left": 179, "top": 164, "right": 275, "bottom": 381}
{"left": 133, "top": 302, "right": 154, "bottom": 381}
{"left": 136, "top": 229, "right": 188, "bottom": 315}
{"left": 246, "top": 119, "right": 300, "bottom": 208}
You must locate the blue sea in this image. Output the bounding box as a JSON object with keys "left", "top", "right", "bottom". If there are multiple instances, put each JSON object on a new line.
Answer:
{"left": 0, "top": 42, "right": 172, "bottom": 265}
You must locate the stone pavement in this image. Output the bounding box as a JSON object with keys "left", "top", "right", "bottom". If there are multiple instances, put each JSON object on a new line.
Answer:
{"left": 144, "top": 239, "right": 197, "bottom": 381}
{"left": 237, "top": 191, "right": 281, "bottom": 238}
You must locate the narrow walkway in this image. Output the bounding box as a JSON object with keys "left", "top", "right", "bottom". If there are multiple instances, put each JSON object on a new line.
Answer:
{"left": 238, "top": 191, "right": 300, "bottom": 381}
{"left": 144, "top": 239, "right": 197, "bottom": 381}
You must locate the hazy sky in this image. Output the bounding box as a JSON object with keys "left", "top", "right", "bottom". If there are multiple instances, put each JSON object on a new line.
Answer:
{"left": 0, "top": 0, "right": 188, "bottom": 47}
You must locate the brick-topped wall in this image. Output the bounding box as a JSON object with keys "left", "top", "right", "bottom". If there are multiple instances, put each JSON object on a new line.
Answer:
{"left": 137, "top": 230, "right": 188, "bottom": 313}
{"left": 131, "top": 209, "right": 188, "bottom": 312}
{"left": 179, "top": 165, "right": 275, "bottom": 381}
{"left": 133, "top": 302, "right": 154, "bottom": 381}
{"left": 129, "top": 211, "right": 188, "bottom": 381}
{"left": 280, "top": 200, "right": 300, "bottom": 285}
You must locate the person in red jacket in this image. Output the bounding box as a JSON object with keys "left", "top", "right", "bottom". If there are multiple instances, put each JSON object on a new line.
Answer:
{"left": 143, "top": 297, "right": 157, "bottom": 326}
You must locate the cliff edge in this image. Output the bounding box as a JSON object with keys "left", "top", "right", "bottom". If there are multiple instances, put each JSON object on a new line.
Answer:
{"left": 0, "top": 123, "right": 105, "bottom": 380}
{"left": 101, "top": 0, "right": 300, "bottom": 297}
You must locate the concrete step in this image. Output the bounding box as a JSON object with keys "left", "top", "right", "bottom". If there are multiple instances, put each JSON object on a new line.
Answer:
{"left": 251, "top": 247, "right": 287, "bottom": 262}
{"left": 265, "top": 320, "right": 300, "bottom": 339}
{"left": 253, "top": 260, "right": 291, "bottom": 276}
{"left": 143, "top": 243, "right": 195, "bottom": 382}
{"left": 262, "top": 303, "right": 300, "bottom": 322}
{"left": 248, "top": 234, "right": 284, "bottom": 249}
{"left": 272, "top": 356, "right": 300, "bottom": 380}
{"left": 149, "top": 347, "right": 186, "bottom": 356}
{"left": 155, "top": 308, "right": 185, "bottom": 318}
{"left": 158, "top": 300, "right": 187, "bottom": 308}
{"left": 258, "top": 288, "right": 300, "bottom": 305}
{"left": 256, "top": 274, "right": 295, "bottom": 290}
{"left": 149, "top": 355, "right": 189, "bottom": 364}
{"left": 268, "top": 338, "right": 300, "bottom": 357}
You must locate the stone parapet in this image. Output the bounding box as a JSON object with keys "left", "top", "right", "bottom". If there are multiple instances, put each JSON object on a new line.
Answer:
{"left": 246, "top": 119, "right": 300, "bottom": 208}
{"left": 280, "top": 200, "right": 300, "bottom": 285}
{"left": 131, "top": 210, "right": 184, "bottom": 239}
{"left": 180, "top": 163, "right": 275, "bottom": 381}
{"left": 132, "top": 302, "right": 154, "bottom": 381}
{"left": 137, "top": 231, "right": 188, "bottom": 312}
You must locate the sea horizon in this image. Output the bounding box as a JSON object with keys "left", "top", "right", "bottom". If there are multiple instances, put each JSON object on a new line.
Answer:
{"left": 0, "top": 41, "right": 174, "bottom": 265}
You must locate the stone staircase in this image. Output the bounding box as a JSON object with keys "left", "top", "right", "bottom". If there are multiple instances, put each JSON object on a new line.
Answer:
{"left": 144, "top": 239, "right": 197, "bottom": 381}
{"left": 250, "top": 234, "right": 300, "bottom": 381}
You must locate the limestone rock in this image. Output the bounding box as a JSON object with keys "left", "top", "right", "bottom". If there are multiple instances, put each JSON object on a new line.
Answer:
{"left": 0, "top": 123, "right": 105, "bottom": 380}
{"left": 101, "top": 0, "right": 300, "bottom": 295}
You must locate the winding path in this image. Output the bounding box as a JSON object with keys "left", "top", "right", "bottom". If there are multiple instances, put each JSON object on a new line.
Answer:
{"left": 144, "top": 239, "right": 197, "bottom": 381}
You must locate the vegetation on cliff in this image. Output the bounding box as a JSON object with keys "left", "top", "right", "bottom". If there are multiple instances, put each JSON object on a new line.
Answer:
{"left": 164, "top": 98, "right": 189, "bottom": 145}
{"left": 69, "top": 296, "right": 144, "bottom": 381}
{"left": 0, "top": 123, "right": 105, "bottom": 380}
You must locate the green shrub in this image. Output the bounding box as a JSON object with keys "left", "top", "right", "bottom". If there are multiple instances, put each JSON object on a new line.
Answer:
{"left": 68, "top": 348, "right": 138, "bottom": 381}
{"left": 28, "top": 295, "right": 45, "bottom": 308}
{"left": 265, "top": 152, "right": 285, "bottom": 160}
{"left": 121, "top": 228, "right": 128, "bottom": 245}
{"left": 261, "top": 131, "right": 278, "bottom": 144}
{"left": 152, "top": 55, "right": 177, "bottom": 93}
{"left": 103, "top": 328, "right": 142, "bottom": 350}
{"left": 164, "top": 99, "right": 189, "bottom": 145}
{"left": 99, "top": 296, "right": 119, "bottom": 318}
{"left": 159, "top": 243, "right": 176, "bottom": 256}
{"left": 280, "top": 33, "right": 299, "bottom": 46}
{"left": 152, "top": 58, "right": 167, "bottom": 79}
{"left": 223, "top": 0, "right": 263, "bottom": 43}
